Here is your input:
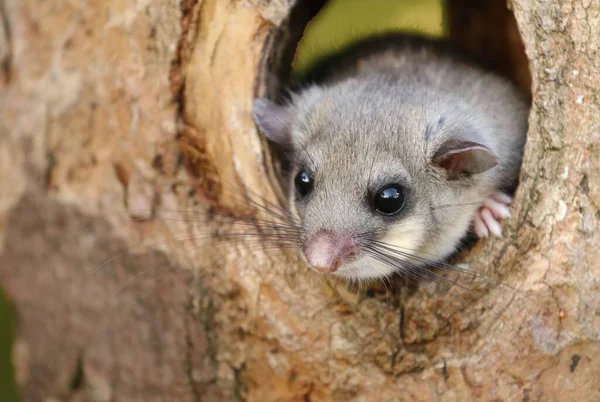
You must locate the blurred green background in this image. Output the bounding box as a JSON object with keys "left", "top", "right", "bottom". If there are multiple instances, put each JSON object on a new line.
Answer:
{"left": 1, "top": 288, "right": 19, "bottom": 402}
{"left": 293, "top": 0, "right": 442, "bottom": 72}
{"left": 0, "top": 0, "right": 441, "bottom": 400}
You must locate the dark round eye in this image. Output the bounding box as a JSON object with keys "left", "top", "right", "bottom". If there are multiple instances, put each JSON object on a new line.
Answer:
{"left": 373, "top": 185, "right": 405, "bottom": 215}
{"left": 294, "top": 169, "right": 313, "bottom": 197}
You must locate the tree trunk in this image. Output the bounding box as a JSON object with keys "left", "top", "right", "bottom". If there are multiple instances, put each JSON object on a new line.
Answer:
{"left": 1, "top": 0, "right": 599, "bottom": 401}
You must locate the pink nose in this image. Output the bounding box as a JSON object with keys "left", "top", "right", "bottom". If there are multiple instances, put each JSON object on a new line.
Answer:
{"left": 304, "top": 230, "right": 357, "bottom": 273}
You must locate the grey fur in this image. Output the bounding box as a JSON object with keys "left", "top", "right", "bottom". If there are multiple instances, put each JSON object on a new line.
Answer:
{"left": 253, "top": 37, "right": 529, "bottom": 280}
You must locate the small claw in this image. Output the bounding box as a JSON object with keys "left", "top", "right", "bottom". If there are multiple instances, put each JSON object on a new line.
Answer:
{"left": 483, "top": 198, "right": 512, "bottom": 220}
{"left": 481, "top": 209, "right": 503, "bottom": 238}
{"left": 473, "top": 213, "right": 489, "bottom": 238}
{"left": 473, "top": 192, "right": 513, "bottom": 239}
{"left": 491, "top": 192, "right": 512, "bottom": 205}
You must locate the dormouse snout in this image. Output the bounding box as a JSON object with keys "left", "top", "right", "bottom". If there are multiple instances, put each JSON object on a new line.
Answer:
{"left": 303, "top": 230, "right": 358, "bottom": 273}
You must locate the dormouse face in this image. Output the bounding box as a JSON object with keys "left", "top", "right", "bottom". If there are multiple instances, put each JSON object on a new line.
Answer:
{"left": 252, "top": 89, "right": 499, "bottom": 280}
{"left": 286, "top": 137, "right": 432, "bottom": 280}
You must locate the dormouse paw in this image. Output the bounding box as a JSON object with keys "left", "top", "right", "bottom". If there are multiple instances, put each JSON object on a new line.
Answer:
{"left": 473, "top": 192, "right": 512, "bottom": 238}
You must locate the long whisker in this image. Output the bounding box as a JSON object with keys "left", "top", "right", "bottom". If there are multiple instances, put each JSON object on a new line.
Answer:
{"left": 362, "top": 248, "right": 439, "bottom": 295}
{"left": 93, "top": 224, "right": 301, "bottom": 274}
{"left": 430, "top": 202, "right": 485, "bottom": 210}
{"left": 363, "top": 245, "right": 522, "bottom": 337}
{"left": 229, "top": 183, "right": 297, "bottom": 224}
{"left": 369, "top": 241, "right": 528, "bottom": 298}
{"left": 364, "top": 247, "right": 473, "bottom": 309}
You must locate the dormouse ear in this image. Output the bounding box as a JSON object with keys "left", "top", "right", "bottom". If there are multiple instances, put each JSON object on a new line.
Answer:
{"left": 252, "top": 98, "right": 292, "bottom": 146}
{"left": 432, "top": 139, "right": 498, "bottom": 179}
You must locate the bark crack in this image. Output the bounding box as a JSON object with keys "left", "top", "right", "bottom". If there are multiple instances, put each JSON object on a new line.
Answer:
{"left": 169, "top": 0, "right": 202, "bottom": 106}
{"left": 184, "top": 299, "right": 202, "bottom": 402}
{"left": 69, "top": 353, "right": 85, "bottom": 392}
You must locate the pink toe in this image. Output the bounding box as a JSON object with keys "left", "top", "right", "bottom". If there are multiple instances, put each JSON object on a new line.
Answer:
{"left": 473, "top": 212, "right": 489, "bottom": 238}
{"left": 491, "top": 192, "right": 512, "bottom": 205}
{"left": 481, "top": 209, "right": 503, "bottom": 237}
{"left": 483, "top": 198, "right": 511, "bottom": 220}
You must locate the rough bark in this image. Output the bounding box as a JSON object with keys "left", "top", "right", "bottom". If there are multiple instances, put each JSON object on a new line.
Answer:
{"left": 0, "top": 0, "right": 598, "bottom": 401}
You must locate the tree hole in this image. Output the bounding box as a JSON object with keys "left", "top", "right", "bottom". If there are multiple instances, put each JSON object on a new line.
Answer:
{"left": 255, "top": 0, "right": 532, "bottom": 336}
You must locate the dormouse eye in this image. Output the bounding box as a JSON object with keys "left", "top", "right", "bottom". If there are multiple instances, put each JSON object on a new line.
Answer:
{"left": 294, "top": 169, "right": 313, "bottom": 197}
{"left": 373, "top": 185, "right": 405, "bottom": 216}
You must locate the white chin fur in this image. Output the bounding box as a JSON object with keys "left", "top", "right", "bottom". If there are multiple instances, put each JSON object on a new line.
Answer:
{"left": 332, "top": 218, "right": 426, "bottom": 280}
{"left": 333, "top": 258, "right": 398, "bottom": 280}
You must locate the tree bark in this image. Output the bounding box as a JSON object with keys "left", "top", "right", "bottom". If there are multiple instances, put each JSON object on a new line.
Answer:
{"left": 1, "top": 0, "right": 599, "bottom": 401}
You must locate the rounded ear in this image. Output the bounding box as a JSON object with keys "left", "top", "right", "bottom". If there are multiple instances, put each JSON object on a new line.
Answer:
{"left": 252, "top": 98, "right": 292, "bottom": 146}
{"left": 432, "top": 139, "right": 498, "bottom": 179}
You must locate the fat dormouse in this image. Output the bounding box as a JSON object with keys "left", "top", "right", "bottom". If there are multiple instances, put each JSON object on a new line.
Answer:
{"left": 253, "top": 33, "right": 529, "bottom": 280}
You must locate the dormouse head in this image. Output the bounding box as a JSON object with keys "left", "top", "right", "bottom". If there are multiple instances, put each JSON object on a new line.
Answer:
{"left": 253, "top": 85, "right": 498, "bottom": 280}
